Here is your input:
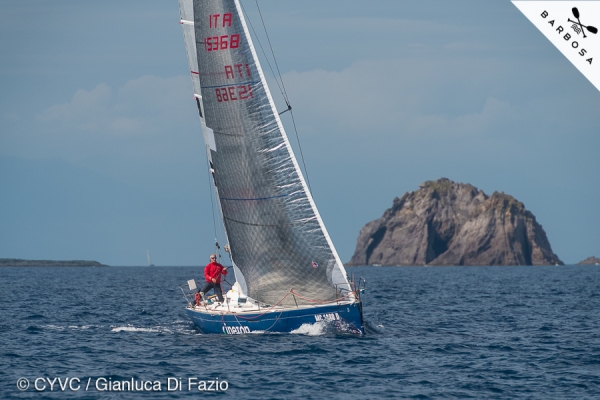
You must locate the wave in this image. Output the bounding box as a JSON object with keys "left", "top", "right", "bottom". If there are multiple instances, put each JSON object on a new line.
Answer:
{"left": 290, "top": 320, "right": 363, "bottom": 336}
{"left": 290, "top": 321, "right": 328, "bottom": 336}
{"left": 111, "top": 325, "right": 166, "bottom": 333}
{"left": 364, "top": 320, "right": 385, "bottom": 334}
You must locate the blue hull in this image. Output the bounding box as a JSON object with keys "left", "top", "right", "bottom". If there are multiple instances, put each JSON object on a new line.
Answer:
{"left": 185, "top": 301, "right": 364, "bottom": 334}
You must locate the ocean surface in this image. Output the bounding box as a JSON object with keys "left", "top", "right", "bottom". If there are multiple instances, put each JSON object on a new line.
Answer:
{"left": 1, "top": 265, "right": 600, "bottom": 399}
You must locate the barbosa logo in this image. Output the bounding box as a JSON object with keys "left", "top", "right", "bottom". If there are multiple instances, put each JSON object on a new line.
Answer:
{"left": 541, "top": 9, "right": 594, "bottom": 64}
{"left": 514, "top": 1, "right": 600, "bottom": 91}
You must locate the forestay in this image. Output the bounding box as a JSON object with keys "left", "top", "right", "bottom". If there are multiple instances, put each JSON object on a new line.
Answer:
{"left": 179, "top": 0, "right": 351, "bottom": 306}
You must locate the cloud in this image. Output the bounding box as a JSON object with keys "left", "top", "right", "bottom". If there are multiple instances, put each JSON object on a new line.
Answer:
{"left": 443, "top": 42, "right": 493, "bottom": 51}
{"left": 36, "top": 75, "right": 192, "bottom": 136}
{"left": 301, "top": 17, "right": 473, "bottom": 37}
{"left": 410, "top": 97, "right": 514, "bottom": 137}
{"left": 20, "top": 75, "right": 202, "bottom": 188}
{"left": 37, "top": 83, "right": 112, "bottom": 131}
{"left": 280, "top": 58, "right": 516, "bottom": 140}
{"left": 109, "top": 117, "right": 143, "bottom": 133}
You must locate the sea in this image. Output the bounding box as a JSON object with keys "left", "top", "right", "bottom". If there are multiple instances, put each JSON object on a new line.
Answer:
{"left": 1, "top": 265, "right": 599, "bottom": 399}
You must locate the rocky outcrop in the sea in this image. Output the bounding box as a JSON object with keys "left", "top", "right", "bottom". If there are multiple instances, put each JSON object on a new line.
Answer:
{"left": 578, "top": 256, "right": 600, "bottom": 265}
{"left": 348, "top": 178, "right": 563, "bottom": 266}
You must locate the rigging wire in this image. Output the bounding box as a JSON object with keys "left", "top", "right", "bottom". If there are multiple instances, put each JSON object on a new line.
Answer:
{"left": 242, "top": 0, "right": 313, "bottom": 193}
{"left": 287, "top": 109, "right": 312, "bottom": 194}
{"left": 254, "top": 0, "right": 290, "bottom": 104}
{"left": 240, "top": 2, "right": 287, "bottom": 103}
{"left": 209, "top": 159, "right": 231, "bottom": 264}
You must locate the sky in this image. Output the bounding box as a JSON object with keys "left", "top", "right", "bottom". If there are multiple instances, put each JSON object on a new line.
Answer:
{"left": 1, "top": 0, "right": 599, "bottom": 266}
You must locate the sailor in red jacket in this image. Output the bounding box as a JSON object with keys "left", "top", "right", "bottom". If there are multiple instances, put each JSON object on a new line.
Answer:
{"left": 200, "top": 254, "right": 228, "bottom": 302}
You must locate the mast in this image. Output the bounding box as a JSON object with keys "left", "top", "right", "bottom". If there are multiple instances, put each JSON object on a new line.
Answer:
{"left": 180, "top": 0, "right": 248, "bottom": 294}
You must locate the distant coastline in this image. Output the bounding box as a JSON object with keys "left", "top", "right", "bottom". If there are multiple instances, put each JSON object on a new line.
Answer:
{"left": 0, "top": 258, "right": 108, "bottom": 267}
{"left": 578, "top": 256, "right": 600, "bottom": 265}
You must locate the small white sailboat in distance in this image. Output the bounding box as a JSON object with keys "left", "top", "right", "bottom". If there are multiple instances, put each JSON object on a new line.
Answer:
{"left": 146, "top": 250, "right": 155, "bottom": 267}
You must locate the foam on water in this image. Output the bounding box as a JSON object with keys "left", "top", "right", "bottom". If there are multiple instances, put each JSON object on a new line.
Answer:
{"left": 290, "top": 321, "right": 327, "bottom": 336}
{"left": 111, "top": 325, "right": 168, "bottom": 333}
{"left": 68, "top": 325, "right": 93, "bottom": 330}
{"left": 41, "top": 324, "right": 65, "bottom": 331}
{"left": 365, "top": 320, "right": 385, "bottom": 334}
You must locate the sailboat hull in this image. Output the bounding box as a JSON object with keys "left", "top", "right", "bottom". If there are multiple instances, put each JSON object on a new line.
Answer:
{"left": 185, "top": 301, "right": 364, "bottom": 334}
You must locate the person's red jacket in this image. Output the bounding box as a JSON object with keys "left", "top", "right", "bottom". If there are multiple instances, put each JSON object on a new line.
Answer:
{"left": 204, "top": 261, "right": 227, "bottom": 283}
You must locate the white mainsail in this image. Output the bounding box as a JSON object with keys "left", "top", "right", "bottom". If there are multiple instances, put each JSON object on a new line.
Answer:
{"left": 146, "top": 250, "right": 156, "bottom": 267}
{"left": 179, "top": 0, "right": 351, "bottom": 306}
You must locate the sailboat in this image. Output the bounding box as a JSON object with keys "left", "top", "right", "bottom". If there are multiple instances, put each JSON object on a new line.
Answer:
{"left": 146, "top": 250, "right": 155, "bottom": 267}
{"left": 178, "top": 0, "right": 365, "bottom": 334}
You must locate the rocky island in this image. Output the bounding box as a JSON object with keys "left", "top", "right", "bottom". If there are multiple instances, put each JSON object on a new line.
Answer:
{"left": 578, "top": 256, "right": 600, "bottom": 265}
{"left": 348, "top": 178, "right": 563, "bottom": 266}
{"left": 0, "top": 258, "right": 108, "bottom": 267}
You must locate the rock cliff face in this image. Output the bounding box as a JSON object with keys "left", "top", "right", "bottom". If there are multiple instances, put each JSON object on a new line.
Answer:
{"left": 348, "top": 178, "right": 563, "bottom": 266}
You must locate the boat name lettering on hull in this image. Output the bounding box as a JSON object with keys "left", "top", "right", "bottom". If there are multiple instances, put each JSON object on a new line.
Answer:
{"left": 314, "top": 312, "right": 340, "bottom": 322}
{"left": 223, "top": 325, "right": 251, "bottom": 334}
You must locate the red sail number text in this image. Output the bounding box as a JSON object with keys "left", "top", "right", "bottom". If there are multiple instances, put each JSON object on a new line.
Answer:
{"left": 215, "top": 85, "right": 254, "bottom": 102}
{"left": 204, "top": 34, "right": 240, "bottom": 52}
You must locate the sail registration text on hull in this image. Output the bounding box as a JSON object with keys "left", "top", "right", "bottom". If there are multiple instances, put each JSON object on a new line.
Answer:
{"left": 177, "top": 0, "right": 365, "bottom": 334}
